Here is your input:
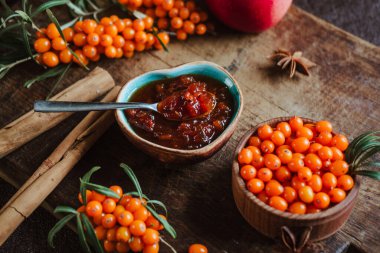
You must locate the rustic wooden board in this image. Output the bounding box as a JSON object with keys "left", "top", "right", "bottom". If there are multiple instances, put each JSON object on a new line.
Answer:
{"left": 1, "top": 5, "right": 379, "bottom": 253}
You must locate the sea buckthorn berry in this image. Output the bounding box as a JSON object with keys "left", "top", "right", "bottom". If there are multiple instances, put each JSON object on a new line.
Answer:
{"left": 110, "top": 15, "right": 119, "bottom": 23}
{"left": 74, "top": 21, "right": 83, "bottom": 32}
{"left": 275, "top": 166, "right": 291, "bottom": 182}
{"left": 36, "top": 28, "right": 46, "bottom": 38}
{"left": 276, "top": 145, "right": 291, "bottom": 154}
{"left": 133, "top": 19, "right": 145, "bottom": 31}
{"left": 105, "top": 25, "right": 118, "bottom": 37}
{"left": 296, "top": 127, "right": 314, "bottom": 140}
{"left": 308, "top": 174, "right": 322, "bottom": 192}
{"left": 257, "top": 168, "right": 273, "bottom": 182}
{"left": 123, "top": 40, "right": 135, "bottom": 52}
{"left": 154, "top": 32, "right": 170, "bottom": 50}
{"left": 289, "top": 202, "right": 306, "bottom": 214}
{"left": 129, "top": 0, "right": 143, "bottom": 9}
{"left": 169, "top": 7, "right": 179, "bottom": 18}
{"left": 162, "top": 0, "right": 174, "bottom": 10}
{"left": 309, "top": 143, "right": 323, "bottom": 154}
{"left": 304, "top": 153, "right": 322, "bottom": 172}
{"left": 122, "top": 27, "right": 135, "bottom": 40}
{"left": 113, "top": 19, "right": 125, "bottom": 33}
{"left": 337, "top": 175, "right": 354, "bottom": 191}
{"left": 94, "top": 24, "right": 105, "bottom": 35}
{"left": 247, "top": 178, "right": 264, "bottom": 194}
{"left": 258, "top": 124, "right": 273, "bottom": 140}
{"left": 306, "top": 205, "right": 321, "bottom": 214}
{"left": 145, "top": 216, "right": 160, "bottom": 230}
{"left": 271, "top": 131, "right": 285, "bottom": 146}
{"left": 157, "top": 18, "right": 169, "bottom": 29}
{"left": 143, "top": 243, "right": 159, "bottom": 253}
{"left": 293, "top": 153, "right": 305, "bottom": 160}
{"left": 78, "top": 190, "right": 93, "bottom": 204}
{"left": 113, "top": 205, "right": 126, "bottom": 217}
{"left": 200, "top": 11, "right": 208, "bottom": 22}
{"left": 116, "top": 226, "right": 131, "bottom": 242}
{"left": 146, "top": 33, "right": 155, "bottom": 47}
{"left": 87, "top": 33, "right": 100, "bottom": 46}
{"left": 59, "top": 48, "right": 73, "bottom": 64}
{"left": 101, "top": 17, "right": 113, "bottom": 26}
{"left": 104, "top": 240, "right": 116, "bottom": 252}
{"left": 282, "top": 186, "right": 297, "bottom": 203}
{"left": 298, "top": 186, "right": 314, "bottom": 204}
{"left": 46, "top": 23, "right": 60, "bottom": 39}
{"left": 179, "top": 7, "right": 190, "bottom": 19}
{"left": 113, "top": 35, "right": 126, "bottom": 48}
{"left": 73, "top": 33, "right": 87, "bottom": 46}
{"left": 62, "top": 27, "right": 74, "bottom": 42}
{"left": 261, "top": 140, "right": 275, "bottom": 154}
{"left": 86, "top": 200, "right": 103, "bottom": 217}
{"left": 89, "top": 53, "right": 100, "bottom": 62}
{"left": 291, "top": 137, "right": 310, "bottom": 153}
{"left": 142, "top": 228, "right": 160, "bottom": 245}
{"left": 82, "top": 19, "right": 97, "bottom": 34}
{"left": 285, "top": 136, "right": 294, "bottom": 146}
{"left": 257, "top": 191, "right": 269, "bottom": 204}
{"left": 186, "top": 0, "right": 195, "bottom": 11}
{"left": 105, "top": 45, "right": 117, "bottom": 58}
{"left": 248, "top": 136, "right": 261, "bottom": 147}
{"left": 331, "top": 147, "right": 344, "bottom": 161}
{"left": 142, "top": 16, "right": 154, "bottom": 30}
{"left": 100, "top": 34, "right": 113, "bottom": 47}
{"left": 124, "top": 50, "right": 134, "bottom": 58}
{"left": 269, "top": 196, "right": 288, "bottom": 211}
{"left": 329, "top": 188, "right": 346, "bottom": 203}
{"left": 174, "top": 0, "right": 184, "bottom": 8}
{"left": 142, "top": 0, "right": 153, "bottom": 7}
{"left": 247, "top": 146, "right": 261, "bottom": 157}
{"left": 251, "top": 154, "right": 264, "bottom": 169}
{"left": 102, "top": 214, "right": 117, "bottom": 228}
{"left": 77, "top": 205, "right": 85, "bottom": 213}
{"left": 330, "top": 160, "right": 349, "bottom": 176}
{"left": 238, "top": 148, "right": 253, "bottom": 164}
{"left": 93, "top": 213, "right": 105, "bottom": 225}
{"left": 289, "top": 116, "right": 303, "bottom": 131}
{"left": 277, "top": 148, "right": 293, "bottom": 164}
{"left": 190, "top": 12, "right": 201, "bottom": 24}
{"left": 103, "top": 198, "right": 117, "bottom": 213}
{"left": 107, "top": 227, "right": 118, "bottom": 241}
{"left": 95, "top": 225, "right": 107, "bottom": 240}
{"left": 145, "top": 8, "right": 156, "bottom": 18}
{"left": 317, "top": 131, "right": 333, "bottom": 146}
{"left": 298, "top": 167, "right": 312, "bottom": 182}
{"left": 42, "top": 52, "right": 59, "bottom": 67}
{"left": 264, "top": 154, "right": 281, "bottom": 170}
{"left": 316, "top": 120, "right": 332, "bottom": 133}
{"left": 176, "top": 29, "right": 187, "bottom": 40}
{"left": 83, "top": 45, "right": 97, "bottom": 58}
{"left": 135, "top": 31, "right": 147, "bottom": 44}
{"left": 291, "top": 176, "right": 306, "bottom": 191}
{"left": 92, "top": 191, "right": 106, "bottom": 202}
{"left": 155, "top": 6, "right": 167, "bottom": 18}
{"left": 118, "top": 210, "right": 134, "bottom": 226}
{"left": 318, "top": 146, "right": 333, "bottom": 160}
{"left": 265, "top": 180, "right": 284, "bottom": 197}
{"left": 116, "top": 241, "right": 130, "bottom": 253}
{"left": 276, "top": 122, "right": 292, "bottom": 138}
{"left": 288, "top": 157, "right": 304, "bottom": 172}
{"left": 183, "top": 20, "right": 195, "bottom": 34}
{"left": 240, "top": 165, "right": 257, "bottom": 181}
{"left": 134, "top": 206, "right": 149, "bottom": 221}
{"left": 331, "top": 134, "right": 349, "bottom": 151}
{"left": 171, "top": 17, "right": 183, "bottom": 29}
{"left": 188, "top": 244, "right": 208, "bottom": 253}
{"left": 313, "top": 192, "right": 330, "bottom": 209}
{"left": 322, "top": 172, "right": 337, "bottom": 190}
{"left": 34, "top": 38, "right": 51, "bottom": 53}
{"left": 126, "top": 198, "right": 142, "bottom": 212}
{"left": 130, "top": 220, "right": 147, "bottom": 236}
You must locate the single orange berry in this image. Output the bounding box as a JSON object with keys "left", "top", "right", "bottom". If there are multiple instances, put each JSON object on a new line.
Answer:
{"left": 289, "top": 116, "right": 304, "bottom": 131}
{"left": 316, "top": 131, "right": 333, "bottom": 146}
{"left": 114, "top": 19, "right": 126, "bottom": 33}
{"left": 134, "top": 42, "right": 146, "bottom": 52}
{"left": 288, "top": 157, "right": 304, "bottom": 173}
{"left": 124, "top": 50, "right": 134, "bottom": 58}
{"left": 291, "top": 137, "right": 310, "bottom": 153}
{"left": 42, "top": 51, "right": 59, "bottom": 67}
{"left": 246, "top": 146, "right": 261, "bottom": 156}
{"left": 133, "top": 206, "right": 149, "bottom": 221}
{"left": 93, "top": 213, "right": 105, "bottom": 225}
{"left": 102, "top": 213, "right": 117, "bottom": 229}
{"left": 113, "top": 205, "right": 126, "bottom": 217}
{"left": 248, "top": 136, "right": 261, "bottom": 147}
{"left": 126, "top": 198, "right": 142, "bottom": 212}
{"left": 83, "top": 45, "right": 97, "bottom": 58}
{"left": 36, "top": 28, "right": 47, "bottom": 38}
{"left": 129, "top": 237, "right": 144, "bottom": 252}
{"left": 308, "top": 143, "right": 323, "bottom": 154}
{"left": 34, "top": 38, "right": 51, "bottom": 53}
{"left": 135, "top": 31, "right": 147, "bottom": 44}
{"left": 251, "top": 154, "right": 264, "bottom": 169}
{"left": 73, "top": 33, "right": 87, "bottom": 46}
{"left": 261, "top": 140, "right": 275, "bottom": 154}
{"left": 173, "top": 0, "right": 184, "bottom": 8}
{"left": 100, "top": 17, "right": 113, "bottom": 26}
{"left": 105, "top": 45, "right": 117, "bottom": 58}
{"left": 322, "top": 172, "right": 337, "bottom": 190}
{"left": 306, "top": 205, "right": 321, "bottom": 214}
{"left": 95, "top": 225, "right": 107, "bottom": 240}
{"left": 62, "top": 27, "right": 74, "bottom": 42}
{"left": 116, "top": 241, "right": 130, "bottom": 253}
{"left": 314, "top": 192, "right": 330, "bottom": 209}
{"left": 318, "top": 146, "right": 333, "bottom": 160}
{"left": 264, "top": 154, "right": 281, "bottom": 170}
{"left": 104, "top": 240, "right": 116, "bottom": 252}
{"left": 269, "top": 196, "right": 288, "bottom": 211}
{"left": 118, "top": 210, "right": 134, "bottom": 226}
{"left": 186, "top": 0, "right": 195, "bottom": 11}
{"left": 129, "top": 220, "right": 146, "bottom": 236}
{"left": 105, "top": 25, "right": 118, "bottom": 37}
{"left": 316, "top": 120, "right": 333, "bottom": 133}
{"left": 128, "top": 0, "right": 143, "bottom": 9}
{"left": 95, "top": 24, "right": 105, "bottom": 35}
{"left": 78, "top": 190, "right": 92, "bottom": 204}
{"left": 240, "top": 165, "right": 257, "bottom": 181}
{"left": 282, "top": 186, "right": 297, "bottom": 203}
{"left": 331, "top": 147, "right": 344, "bottom": 161}
{"left": 257, "top": 167, "right": 273, "bottom": 182}
{"left": 86, "top": 200, "right": 103, "bottom": 217}
{"left": 277, "top": 122, "right": 292, "bottom": 137}
{"left": 289, "top": 202, "right": 306, "bottom": 214}
{"left": 183, "top": 20, "right": 195, "bottom": 34}
{"left": 145, "top": 216, "right": 160, "bottom": 230}
{"left": 82, "top": 19, "right": 97, "bottom": 34}
{"left": 304, "top": 153, "right": 322, "bottom": 172}
{"left": 337, "top": 175, "right": 354, "bottom": 191}
{"left": 277, "top": 148, "right": 293, "bottom": 164}
{"left": 123, "top": 40, "right": 135, "bottom": 52}
{"left": 169, "top": 7, "right": 179, "bottom": 18}
{"left": 257, "top": 191, "right": 269, "bottom": 204}
{"left": 188, "top": 244, "right": 208, "bottom": 253}
{"left": 176, "top": 29, "right": 187, "bottom": 40}
{"left": 258, "top": 124, "right": 273, "bottom": 140}
{"left": 265, "top": 180, "right": 284, "bottom": 197}
{"left": 190, "top": 12, "right": 201, "bottom": 24}
{"left": 122, "top": 27, "right": 136, "bottom": 40}
{"left": 110, "top": 15, "right": 120, "bottom": 23}
{"left": 103, "top": 198, "right": 117, "bottom": 213}
{"left": 46, "top": 23, "right": 60, "bottom": 39}
{"left": 143, "top": 243, "right": 159, "bottom": 253}
{"left": 298, "top": 186, "right": 314, "bottom": 204}
{"left": 298, "top": 167, "right": 313, "bottom": 182}
{"left": 143, "top": 16, "right": 154, "bottom": 29}
{"left": 154, "top": 32, "right": 170, "bottom": 50}
{"left": 155, "top": 5, "right": 167, "bottom": 18}
{"left": 308, "top": 174, "right": 322, "bottom": 192}
{"left": 100, "top": 34, "right": 113, "bottom": 47}
{"left": 87, "top": 33, "right": 100, "bottom": 46}
{"left": 74, "top": 21, "right": 83, "bottom": 32}
{"left": 59, "top": 48, "right": 73, "bottom": 64}
{"left": 107, "top": 227, "right": 118, "bottom": 241}
{"left": 162, "top": 0, "right": 174, "bottom": 10}
{"left": 92, "top": 191, "right": 106, "bottom": 202}
{"left": 275, "top": 166, "right": 291, "bottom": 182}
{"left": 113, "top": 35, "right": 126, "bottom": 48}
{"left": 238, "top": 148, "right": 253, "bottom": 164}
{"left": 142, "top": 228, "right": 160, "bottom": 245}
{"left": 171, "top": 17, "right": 183, "bottom": 29}
{"left": 271, "top": 131, "right": 285, "bottom": 146}
{"left": 329, "top": 188, "right": 346, "bottom": 203}
{"left": 133, "top": 19, "right": 145, "bottom": 31}
{"left": 291, "top": 176, "right": 306, "bottom": 191}
{"left": 330, "top": 160, "right": 349, "bottom": 176}
{"left": 296, "top": 127, "right": 314, "bottom": 140}
{"left": 179, "top": 7, "right": 190, "bottom": 19}
{"left": 331, "top": 134, "right": 349, "bottom": 151}
{"left": 116, "top": 226, "right": 131, "bottom": 242}
{"left": 247, "top": 178, "right": 264, "bottom": 194}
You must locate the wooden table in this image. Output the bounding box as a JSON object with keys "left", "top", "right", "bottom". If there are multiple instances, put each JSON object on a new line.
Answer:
{"left": 1, "top": 5, "right": 379, "bottom": 253}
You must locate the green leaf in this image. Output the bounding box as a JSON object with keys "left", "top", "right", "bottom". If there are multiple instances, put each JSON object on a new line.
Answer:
{"left": 32, "top": 0, "right": 69, "bottom": 17}
{"left": 67, "top": 1, "right": 88, "bottom": 16}
{"left": 53, "top": 206, "right": 78, "bottom": 214}
{"left": 80, "top": 180, "right": 121, "bottom": 199}
{"left": 80, "top": 166, "right": 101, "bottom": 205}
{"left": 120, "top": 163, "right": 143, "bottom": 200}
{"left": 146, "top": 200, "right": 168, "bottom": 217}
{"left": 124, "top": 191, "right": 149, "bottom": 200}
{"left": 76, "top": 214, "right": 92, "bottom": 253}
{"left": 20, "top": 21, "right": 34, "bottom": 60}
{"left": 46, "top": 9, "right": 66, "bottom": 41}
{"left": 46, "top": 62, "right": 71, "bottom": 99}
{"left": 145, "top": 205, "right": 176, "bottom": 239}
{"left": 81, "top": 213, "right": 104, "bottom": 253}
{"left": 62, "top": 17, "right": 79, "bottom": 29}
{"left": 68, "top": 47, "right": 90, "bottom": 70}
{"left": 48, "top": 213, "right": 76, "bottom": 248}
{"left": 24, "top": 65, "right": 67, "bottom": 88}
{"left": 15, "top": 10, "right": 40, "bottom": 31}
{"left": 352, "top": 170, "right": 380, "bottom": 180}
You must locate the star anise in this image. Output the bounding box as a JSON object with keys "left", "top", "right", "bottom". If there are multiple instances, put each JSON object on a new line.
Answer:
{"left": 270, "top": 49, "right": 316, "bottom": 78}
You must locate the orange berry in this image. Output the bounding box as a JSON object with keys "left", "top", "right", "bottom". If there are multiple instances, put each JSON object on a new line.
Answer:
{"left": 247, "top": 178, "right": 264, "bottom": 194}
{"left": 331, "top": 134, "right": 349, "bottom": 151}
{"left": 277, "top": 148, "right": 293, "bottom": 164}
{"left": 143, "top": 243, "right": 159, "bottom": 253}
{"left": 59, "top": 48, "right": 72, "bottom": 63}
{"left": 62, "top": 27, "right": 74, "bottom": 42}
{"left": 251, "top": 154, "right": 264, "bottom": 169}
{"left": 123, "top": 40, "right": 135, "bottom": 52}
{"left": 291, "top": 137, "right": 310, "bottom": 153}
{"left": 113, "top": 35, "right": 126, "bottom": 48}
{"left": 142, "top": 16, "right": 153, "bottom": 30}
{"left": 46, "top": 23, "right": 60, "bottom": 39}
{"left": 337, "top": 175, "right": 354, "bottom": 191}
{"left": 122, "top": 27, "right": 135, "bottom": 40}
{"left": 93, "top": 213, "right": 105, "bottom": 225}
{"left": 265, "top": 180, "right": 284, "bottom": 197}
{"left": 162, "top": 0, "right": 174, "bottom": 10}
{"left": 145, "top": 216, "right": 160, "bottom": 230}
{"left": 74, "top": 21, "right": 83, "bottom": 32}
{"left": 34, "top": 38, "right": 51, "bottom": 53}
{"left": 271, "top": 131, "right": 285, "bottom": 146}
{"left": 133, "top": 206, "right": 149, "bottom": 221}
{"left": 288, "top": 157, "right": 304, "bottom": 173}
{"left": 86, "top": 200, "right": 103, "bottom": 217}
{"left": 78, "top": 190, "right": 92, "bottom": 204}
{"left": 146, "top": 33, "right": 155, "bottom": 48}
{"left": 118, "top": 210, "right": 134, "bottom": 226}
{"left": 322, "top": 172, "right": 337, "bottom": 190}
{"left": 289, "top": 116, "right": 304, "bottom": 131}
{"left": 157, "top": 18, "right": 169, "bottom": 29}
{"left": 188, "top": 244, "right": 208, "bottom": 253}
{"left": 282, "top": 186, "right": 297, "bottom": 203}
{"left": 240, "top": 165, "right": 257, "bottom": 181}
{"left": 124, "top": 50, "right": 134, "bottom": 58}
{"left": 100, "top": 34, "right": 113, "bottom": 47}
{"left": 291, "top": 176, "right": 306, "bottom": 191}
{"left": 116, "top": 226, "right": 131, "bottom": 242}
{"left": 129, "top": 0, "right": 143, "bottom": 9}
{"left": 103, "top": 198, "right": 117, "bottom": 213}
{"left": 316, "top": 131, "right": 333, "bottom": 146}
{"left": 113, "top": 19, "right": 126, "bottom": 33}
{"left": 104, "top": 240, "right": 116, "bottom": 252}
{"left": 169, "top": 7, "right": 179, "bottom": 18}
{"left": 89, "top": 53, "right": 100, "bottom": 62}
{"left": 246, "top": 146, "right": 261, "bottom": 156}
{"left": 298, "top": 186, "right": 314, "bottom": 204}
{"left": 313, "top": 192, "right": 330, "bottom": 209}
{"left": 92, "top": 191, "right": 106, "bottom": 202}
{"left": 95, "top": 24, "right": 105, "bottom": 35}
{"left": 107, "top": 227, "right": 118, "bottom": 241}
{"left": 95, "top": 225, "right": 107, "bottom": 240}
{"left": 142, "top": 228, "right": 160, "bottom": 245}
{"left": 171, "top": 17, "right": 183, "bottom": 29}
{"left": 316, "top": 120, "right": 333, "bottom": 133}
{"left": 154, "top": 32, "right": 169, "bottom": 50}
{"left": 261, "top": 140, "right": 275, "bottom": 154}
{"left": 258, "top": 124, "right": 273, "bottom": 140}
{"left": 42, "top": 51, "right": 59, "bottom": 67}
{"left": 269, "top": 196, "right": 288, "bottom": 211}
{"left": 101, "top": 17, "right": 113, "bottom": 26}
{"left": 129, "top": 220, "right": 146, "bottom": 236}
{"left": 36, "top": 28, "right": 46, "bottom": 38}
{"left": 183, "top": 20, "right": 195, "bottom": 34}
{"left": 102, "top": 213, "right": 117, "bottom": 229}
{"left": 277, "top": 122, "right": 292, "bottom": 138}
{"left": 133, "top": 19, "right": 145, "bottom": 31}
{"left": 77, "top": 205, "right": 86, "bottom": 213}
{"left": 135, "top": 42, "right": 146, "bottom": 52}
{"left": 248, "top": 136, "right": 261, "bottom": 147}
{"left": 238, "top": 148, "right": 253, "bottom": 164}
{"left": 129, "top": 236, "right": 144, "bottom": 252}
{"left": 318, "top": 146, "right": 333, "bottom": 160}
{"left": 257, "top": 191, "right": 269, "bottom": 204}
{"left": 83, "top": 45, "right": 97, "bottom": 58}
{"left": 298, "top": 167, "right": 312, "bottom": 182}
{"left": 264, "top": 154, "right": 281, "bottom": 170}
{"left": 116, "top": 242, "right": 130, "bottom": 253}
{"left": 275, "top": 166, "right": 291, "bottom": 182}
{"left": 126, "top": 198, "right": 142, "bottom": 212}
{"left": 304, "top": 153, "right": 322, "bottom": 172}
{"left": 142, "top": 0, "right": 153, "bottom": 6}
{"left": 135, "top": 31, "right": 147, "bottom": 44}
{"left": 82, "top": 19, "right": 97, "bottom": 34}
{"left": 306, "top": 205, "right": 321, "bottom": 214}
{"left": 330, "top": 160, "right": 349, "bottom": 176}
{"left": 87, "top": 33, "right": 100, "bottom": 46}
{"left": 190, "top": 12, "right": 201, "bottom": 24}
{"left": 186, "top": 0, "right": 195, "bottom": 11}
{"left": 289, "top": 202, "right": 306, "bottom": 214}
{"left": 113, "top": 205, "right": 126, "bottom": 217}
{"left": 257, "top": 168, "right": 273, "bottom": 182}
{"left": 296, "top": 127, "right": 314, "bottom": 140}
{"left": 73, "top": 33, "right": 87, "bottom": 46}
{"left": 329, "top": 188, "right": 346, "bottom": 203}
{"left": 110, "top": 15, "right": 119, "bottom": 23}
{"left": 174, "top": 0, "right": 184, "bottom": 8}
{"left": 105, "top": 45, "right": 117, "bottom": 58}
{"left": 331, "top": 147, "right": 344, "bottom": 161}
{"left": 155, "top": 5, "right": 167, "bottom": 18}
{"left": 308, "top": 174, "right": 322, "bottom": 192}
{"left": 176, "top": 29, "right": 187, "bottom": 40}
{"left": 179, "top": 7, "right": 190, "bottom": 19}
{"left": 308, "top": 143, "right": 323, "bottom": 154}
{"left": 105, "top": 25, "right": 118, "bottom": 37}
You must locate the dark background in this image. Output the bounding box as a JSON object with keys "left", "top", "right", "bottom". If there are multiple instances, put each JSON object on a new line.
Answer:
{"left": 1, "top": 0, "right": 379, "bottom": 252}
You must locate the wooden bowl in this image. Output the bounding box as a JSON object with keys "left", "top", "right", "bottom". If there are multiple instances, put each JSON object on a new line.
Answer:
{"left": 232, "top": 117, "right": 360, "bottom": 251}
{"left": 115, "top": 61, "right": 243, "bottom": 163}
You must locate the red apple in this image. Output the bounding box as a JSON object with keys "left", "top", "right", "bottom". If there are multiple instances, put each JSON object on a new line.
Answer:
{"left": 206, "top": 0, "right": 292, "bottom": 33}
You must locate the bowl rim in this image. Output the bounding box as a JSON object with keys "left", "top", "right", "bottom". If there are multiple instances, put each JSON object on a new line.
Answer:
{"left": 232, "top": 116, "right": 361, "bottom": 220}
{"left": 115, "top": 60, "right": 244, "bottom": 154}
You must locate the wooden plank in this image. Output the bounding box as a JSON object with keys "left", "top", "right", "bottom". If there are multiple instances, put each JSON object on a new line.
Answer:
{"left": 0, "top": 5, "right": 379, "bottom": 253}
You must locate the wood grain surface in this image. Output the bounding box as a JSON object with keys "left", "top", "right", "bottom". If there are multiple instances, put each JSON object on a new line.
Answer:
{"left": 0, "top": 5, "right": 379, "bottom": 253}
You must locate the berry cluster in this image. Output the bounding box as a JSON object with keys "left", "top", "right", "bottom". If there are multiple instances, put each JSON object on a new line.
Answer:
{"left": 33, "top": 15, "right": 169, "bottom": 68}
{"left": 238, "top": 117, "right": 354, "bottom": 214}
{"left": 118, "top": 0, "right": 209, "bottom": 40}
{"left": 78, "top": 186, "right": 165, "bottom": 253}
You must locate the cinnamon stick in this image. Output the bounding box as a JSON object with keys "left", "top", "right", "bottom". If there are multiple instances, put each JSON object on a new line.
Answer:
{"left": 0, "top": 67, "right": 114, "bottom": 158}
{"left": 0, "top": 94, "right": 118, "bottom": 245}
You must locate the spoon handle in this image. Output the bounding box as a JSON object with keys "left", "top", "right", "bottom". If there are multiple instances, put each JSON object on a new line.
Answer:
{"left": 34, "top": 100, "right": 156, "bottom": 112}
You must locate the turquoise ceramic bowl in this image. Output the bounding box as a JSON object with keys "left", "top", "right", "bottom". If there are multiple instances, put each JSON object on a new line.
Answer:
{"left": 115, "top": 61, "right": 243, "bottom": 163}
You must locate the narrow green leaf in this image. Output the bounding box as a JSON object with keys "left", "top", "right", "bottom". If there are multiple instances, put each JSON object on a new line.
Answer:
{"left": 76, "top": 214, "right": 92, "bottom": 253}
{"left": 20, "top": 21, "right": 34, "bottom": 60}
{"left": 32, "top": 0, "right": 68, "bottom": 17}
{"left": 46, "top": 9, "right": 66, "bottom": 41}
{"left": 0, "top": 67, "right": 11, "bottom": 79}
{"left": 352, "top": 170, "right": 380, "bottom": 180}
{"left": 120, "top": 163, "right": 143, "bottom": 200}
{"left": 146, "top": 200, "right": 168, "bottom": 217}
{"left": 80, "top": 166, "right": 101, "bottom": 205}
{"left": 62, "top": 17, "right": 79, "bottom": 29}
{"left": 67, "top": 1, "right": 88, "bottom": 16}
{"left": 46, "top": 62, "right": 71, "bottom": 99}
{"left": 67, "top": 47, "right": 90, "bottom": 70}
{"left": 54, "top": 205, "right": 78, "bottom": 214}
{"left": 24, "top": 65, "right": 66, "bottom": 88}
{"left": 124, "top": 191, "right": 149, "bottom": 200}
{"left": 145, "top": 205, "right": 176, "bottom": 239}
{"left": 81, "top": 213, "right": 104, "bottom": 253}
{"left": 361, "top": 161, "right": 380, "bottom": 168}
{"left": 15, "top": 10, "right": 40, "bottom": 31}
{"left": 48, "top": 213, "right": 76, "bottom": 248}
{"left": 80, "top": 180, "right": 121, "bottom": 199}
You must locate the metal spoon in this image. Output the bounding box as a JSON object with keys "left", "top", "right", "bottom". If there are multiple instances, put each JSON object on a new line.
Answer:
{"left": 34, "top": 92, "right": 216, "bottom": 121}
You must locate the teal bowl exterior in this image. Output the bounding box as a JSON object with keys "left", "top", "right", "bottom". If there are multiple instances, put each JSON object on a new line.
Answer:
{"left": 115, "top": 61, "right": 243, "bottom": 163}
